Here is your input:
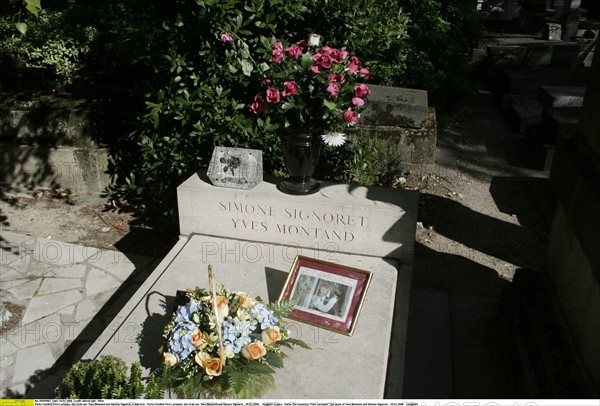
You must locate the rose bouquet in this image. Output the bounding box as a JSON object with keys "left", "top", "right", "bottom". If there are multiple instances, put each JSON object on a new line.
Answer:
{"left": 250, "top": 34, "right": 371, "bottom": 147}
{"left": 161, "top": 280, "right": 308, "bottom": 398}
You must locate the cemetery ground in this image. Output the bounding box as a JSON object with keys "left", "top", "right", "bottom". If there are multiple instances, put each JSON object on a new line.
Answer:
{"left": 0, "top": 89, "right": 551, "bottom": 398}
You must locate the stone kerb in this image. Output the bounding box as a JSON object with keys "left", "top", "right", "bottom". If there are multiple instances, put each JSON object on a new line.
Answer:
{"left": 177, "top": 173, "right": 419, "bottom": 265}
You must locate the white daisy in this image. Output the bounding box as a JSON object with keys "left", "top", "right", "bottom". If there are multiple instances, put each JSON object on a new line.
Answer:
{"left": 321, "top": 132, "right": 347, "bottom": 147}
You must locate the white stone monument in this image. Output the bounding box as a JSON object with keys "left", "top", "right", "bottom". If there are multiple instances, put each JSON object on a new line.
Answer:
{"left": 85, "top": 172, "right": 419, "bottom": 398}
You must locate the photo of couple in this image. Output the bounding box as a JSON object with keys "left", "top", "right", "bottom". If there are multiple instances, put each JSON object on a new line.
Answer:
{"left": 290, "top": 267, "right": 356, "bottom": 322}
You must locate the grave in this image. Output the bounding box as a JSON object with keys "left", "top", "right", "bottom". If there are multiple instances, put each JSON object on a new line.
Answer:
{"left": 540, "top": 108, "right": 580, "bottom": 143}
{"left": 538, "top": 85, "right": 586, "bottom": 108}
{"left": 84, "top": 173, "right": 419, "bottom": 398}
{"left": 359, "top": 85, "right": 437, "bottom": 174}
{"left": 361, "top": 85, "right": 428, "bottom": 129}
{"left": 508, "top": 97, "right": 543, "bottom": 133}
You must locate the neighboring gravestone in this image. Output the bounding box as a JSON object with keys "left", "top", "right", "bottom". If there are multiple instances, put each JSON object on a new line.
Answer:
{"left": 544, "top": 23, "right": 563, "bottom": 40}
{"left": 538, "top": 85, "right": 586, "bottom": 108}
{"left": 362, "top": 85, "right": 428, "bottom": 128}
{"left": 207, "top": 146, "right": 262, "bottom": 189}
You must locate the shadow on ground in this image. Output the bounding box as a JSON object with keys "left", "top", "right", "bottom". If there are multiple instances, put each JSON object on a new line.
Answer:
{"left": 399, "top": 242, "right": 515, "bottom": 399}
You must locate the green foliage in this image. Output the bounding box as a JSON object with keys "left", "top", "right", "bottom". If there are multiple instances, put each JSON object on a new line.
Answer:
{"left": 0, "top": 5, "right": 97, "bottom": 84}
{"left": 57, "top": 356, "right": 144, "bottom": 399}
{"left": 113, "top": 0, "right": 310, "bottom": 223}
{"left": 303, "top": 0, "right": 410, "bottom": 86}
{"left": 0, "top": 0, "right": 483, "bottom": 223}
{"left": 396, "top": 0, "right": 483, "bottom": 103}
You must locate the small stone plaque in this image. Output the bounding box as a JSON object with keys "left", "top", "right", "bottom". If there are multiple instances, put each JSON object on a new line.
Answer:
{"left": 207, "top": 146, "right": 262, "bottom": 189}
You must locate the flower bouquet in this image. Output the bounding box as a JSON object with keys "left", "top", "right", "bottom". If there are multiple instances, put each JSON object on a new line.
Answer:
{"left": 161, "top": 267, "right": 308, "bottom": 398}
{"left": 250, "top": 34, "right": 371, "bottom": 147}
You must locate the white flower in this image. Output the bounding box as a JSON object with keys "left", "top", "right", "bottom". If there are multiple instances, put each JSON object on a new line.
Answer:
{"left": 308, "top": 33, "right": 321, "bottom": 47}
{"left": 321, "top": 132, "right": 347, "bottom": 147}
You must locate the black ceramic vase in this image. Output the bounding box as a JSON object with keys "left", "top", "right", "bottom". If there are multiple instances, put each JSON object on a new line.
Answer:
{"left": 279, "top": 128, "right": 323, "bottom": 195}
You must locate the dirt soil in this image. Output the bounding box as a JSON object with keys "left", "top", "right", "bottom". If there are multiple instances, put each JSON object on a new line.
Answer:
{"left": 0, "top": 190, "right": 177, "bottom": 259}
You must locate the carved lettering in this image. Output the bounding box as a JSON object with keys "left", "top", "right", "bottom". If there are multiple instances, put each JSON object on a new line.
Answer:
{"left": 222, "top": 201, "right": 365, "bottom": 241}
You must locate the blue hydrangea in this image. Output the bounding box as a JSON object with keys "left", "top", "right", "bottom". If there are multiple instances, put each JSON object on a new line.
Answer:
{"left": 174, "top": 300, "right": 202, "bottom": 325}
{"left": 168, "top": 320, "right": 197, "bottom": 361}
{"left": 221, "top": 316, "right": 254, "bottom": 354}
{"left": 250, "top": 303, "right": 278, "bottom": 330}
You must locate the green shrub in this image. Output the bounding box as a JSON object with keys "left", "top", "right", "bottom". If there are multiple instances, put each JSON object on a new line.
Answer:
{"left": 112, "top": 0, "right": 311, "bottom": 223}
{"left": 0, "top": 4, "right": 97, "bottom": 85}
{"left": 57, "top": 356, "right": 145, "bottom": 399}
{"left": 303, "top": 0, "right": 410, "bottom": 86}
{"left": 397, "top": 0, "right": 483, "bottom": 104}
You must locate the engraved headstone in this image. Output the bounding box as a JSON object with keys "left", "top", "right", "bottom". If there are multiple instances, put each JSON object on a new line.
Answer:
{"left": 207, "top": 146, "right": 262, "bottom": 189}
{"left": 361, "top": 85, "right": 428, "bottom": 129}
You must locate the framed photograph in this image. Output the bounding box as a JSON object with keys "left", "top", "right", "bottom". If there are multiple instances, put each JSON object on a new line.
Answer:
{"left": 279, "top": 256, "right": 373, "bottom": 336}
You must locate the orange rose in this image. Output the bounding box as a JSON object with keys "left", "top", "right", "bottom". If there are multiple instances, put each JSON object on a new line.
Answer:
{"left": 216, "top": 295, "right": 229, "bottom": 321}
{"left": 163, "top": 352, "right": 178, "bottom": 366}
{"left": 194, "top": 351, "right": 222, "bottom": 377}
{"left": 191, "top": 329, "right": 207, "bottom": 350}
{"left": 241, "top": 341, "right": 267, "bottom": 360}
{"left": 261, "top": 326, "right": 282, "bottom": 346}
{"left": 235, "top": 292, "right": 257, "bottom": 308}
{"left": 204, "top": 357, "right": 223, "bottom": 377}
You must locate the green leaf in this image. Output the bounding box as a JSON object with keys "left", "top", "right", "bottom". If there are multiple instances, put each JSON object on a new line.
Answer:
{"left": 323, "top": 100, "right": 337, "bottom": 110}
{"left": 301, "top": 52, "right": 313, "bottom": 69}
{"left": 265, "top": 351, "right": 284, "bottom": 369}
{"left": 241, "top": 60, "right": 253, "bottom": 76}
{"left": 15, "top": 23, "right": 27, "bottom": 35}
{"left": 279, "top": 338, "right": 311, "bottom": 349}
{"left": 25, "top": 0, "right": 41, "bottom": 17}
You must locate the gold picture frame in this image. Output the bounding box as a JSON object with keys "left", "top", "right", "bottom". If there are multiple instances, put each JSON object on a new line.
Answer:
{"left": 278, "top": 256, "right": 373, "bottom": 336}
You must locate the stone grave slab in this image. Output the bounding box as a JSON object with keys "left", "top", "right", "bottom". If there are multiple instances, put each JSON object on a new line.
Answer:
{"left": 85, "top": 173, "right": 419, "bottom": 398}
{"left": 509, "top": 98, "right": 543, "bottom": 134}
{"left": 84, "top": 234, "right": 410, "bottom": 398}
{"left": 361, "top": 85, "right": 428, "bottom": 129}
{"left": 538, "top": 85, "right": 586, "bottom": 108}
{"left": 501, "top": 67, "right": 586, "bottom": 96}
{"left": 541, "top": 108, "right": 581, "bottom": 143}
{"left": 178, "top": 172, "right": 419, "bottom": 264}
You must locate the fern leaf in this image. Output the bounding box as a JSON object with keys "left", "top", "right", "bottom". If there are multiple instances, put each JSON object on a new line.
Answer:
{"left": 267, "top": 300, "right": 296, "bottom": 319}
{"left": 279, "top": 338, "right": 311, "bottom": 349}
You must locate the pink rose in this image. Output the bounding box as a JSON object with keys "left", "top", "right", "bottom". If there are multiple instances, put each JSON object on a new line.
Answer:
{"left": 320, "top": 46, "right": 343, "bottom": 63}
{"left": 341, "top": 50, "right": 349, "bottom": 60}
{"left": 359, "top": 67, "right": 371, "bottom": 80}
{"left": 352, "top": 97, "right": 365, "bottom": 106}
{"left": 327, "top": 73, "right": 337, "bottom": 83}
{"left": 266, "top": 88, "right": 280, "bottom": 103}
{"left": 312, "top": 53, "right": 333, "bottom": 69}
{"left": 286, "top": 45, "right": 303, "bottom": 59}
{"left": 327, "top": 82, "right": 339, "bottom": 98}
{"left": 343, "top": 107, "right": 358, "bottom": 125}
{"left": 282, "top": 81, "right": 298, "bottom": 96}
{"left": 311, "top": 65, "right": 322, "bottom": 73}
{"left": 250, "top": 95, "right": 268, "bottom": 114}
{"left": 348, "top": 56, "right": 361, "bottom": 74}
{"left": 271, "top": 48, "right": 284, "bottom": 63}
{"left": 354, "top": 83, "right": 371, "bottom": 99}
{"left": 337, "top": 74, "right": 347, "bottom": 85}
{"left": 271, "top": 41, "right": 284, "bottom": 63}
{"left": 220, "top": 33, "right": 234, "bottom": 43}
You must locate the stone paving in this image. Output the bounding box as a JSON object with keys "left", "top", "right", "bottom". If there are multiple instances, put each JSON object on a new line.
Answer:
{"left": 0, "top": 230, "right": 154, "bottom": 396}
